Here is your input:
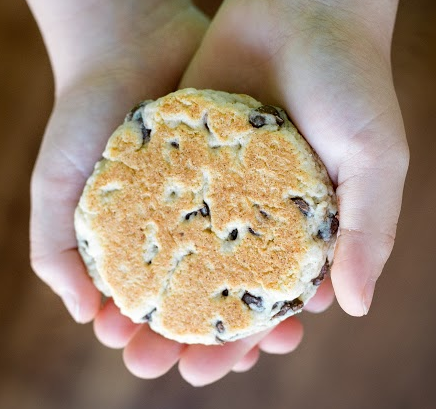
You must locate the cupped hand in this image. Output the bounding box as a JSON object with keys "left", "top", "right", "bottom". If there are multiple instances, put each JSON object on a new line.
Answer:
{"left": 30, "top": 0, "right": 210, "bottom": 318}
{"left": 173, "top": 0, "right": 409, "bottom": 383}
{"left": 180, "top": 0, "right": 409, "bottom": 315}
{"left": 30, "top": 0, "right": 408, "bottom": 388}
{"left": 29, "top": 0, "right": 332, "bottom": 388}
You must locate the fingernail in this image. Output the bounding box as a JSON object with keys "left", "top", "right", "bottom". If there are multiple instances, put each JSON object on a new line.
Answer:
{"left": 61, "top": 292, "right": 80, "bottom": 322}
{"left": 362, "top": 280, "right": 376, "bottom": 315}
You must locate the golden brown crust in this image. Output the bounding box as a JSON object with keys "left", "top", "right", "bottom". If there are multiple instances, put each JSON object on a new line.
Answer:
{"left": 75, "top": 89, "right": 337, "bottom": 344}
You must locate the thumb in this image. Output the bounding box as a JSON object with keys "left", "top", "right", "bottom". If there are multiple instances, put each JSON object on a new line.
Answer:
{"left": 331, "top": 116, "right": 409, "bottom": 316}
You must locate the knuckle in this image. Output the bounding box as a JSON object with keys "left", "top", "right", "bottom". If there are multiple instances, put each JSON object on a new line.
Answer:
{"left": 30, "top": 167, "right": 61, "bottom": 206}
{"left": 346, "top": 139, "right": 410, "bottom": 176}
{"left": 29, "top": 253, "right": 55, "bottom": 291}
{"left": 376, "top": 231, "right": 396, "bottom": 264}
{"left": 341, "top": 228, "right": 396, "bottom": 267}
{"left": 29, "top": 254, "right": 47, "bottom": 280}
{"left": 394, "top": 141, "right": 410, "bottom": 173}
{"left": 29, "top": 250, "right": 41, "bottom": 272}
{"left": 30, "top": 166, "right": 43, "bottom": 196}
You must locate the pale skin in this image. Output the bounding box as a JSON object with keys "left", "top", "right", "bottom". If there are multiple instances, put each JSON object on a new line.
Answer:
{"left": 28, "top": 0, "right": 409, "bottom": 386}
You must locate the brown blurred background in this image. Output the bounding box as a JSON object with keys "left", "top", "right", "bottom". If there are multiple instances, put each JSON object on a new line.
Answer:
{"left": 0, "top": 1, "right": 435, "bottom": 408}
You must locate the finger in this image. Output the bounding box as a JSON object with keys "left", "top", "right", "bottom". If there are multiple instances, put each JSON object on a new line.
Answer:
{"left": 178, "top": 329, "right": 271, "bottom": 387}
{"left": 123, "top": 325, "right": 184, "bottom": 379}
{"left": 332, "top": 139, "right": 409, "bottom": 316}
{"left": 258, "top": 317, "right": 303, "bottom": 355}
{"left": 30, "top": 248, "right": 101, "bottom": 323}
{"left": 232, "top": 347, "right": 260, "bottom": 373}
{"left": 93, "top": 299, "right": 140, "bottom": 349}
{"left": 304, "top": 278, "right": 335, "bottom": 313}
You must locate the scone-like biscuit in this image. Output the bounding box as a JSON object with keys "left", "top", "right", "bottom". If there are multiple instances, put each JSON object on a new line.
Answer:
{"left": 75, "top": 88, "right": 338, "bottom": 345}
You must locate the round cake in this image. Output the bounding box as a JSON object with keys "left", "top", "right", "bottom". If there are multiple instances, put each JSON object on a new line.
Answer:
{"left": 74, "top": 88, "right": 338, "bottom": 345}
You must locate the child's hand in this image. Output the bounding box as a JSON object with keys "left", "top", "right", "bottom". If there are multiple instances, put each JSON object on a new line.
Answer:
{"left": 28, "top": 0, "right": 311, "bottom": 388}
{"left": 172, "top": 0, "right": 408, "bottom": 384}
{"left": 29, "top": 0, "right": 209, "bottom": 319}
{"left": 29, "top": 0, "right": 409, "bottom": 387}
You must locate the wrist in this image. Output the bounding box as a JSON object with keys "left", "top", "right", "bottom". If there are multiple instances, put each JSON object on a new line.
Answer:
{"left": 27, "top": 0, "right": 206, "bottom": 94}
